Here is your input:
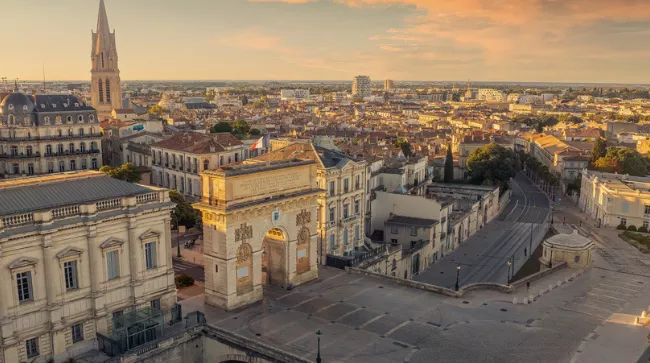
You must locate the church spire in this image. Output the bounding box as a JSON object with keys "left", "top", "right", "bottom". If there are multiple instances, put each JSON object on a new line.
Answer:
{"left": 96, "top": 0, "right": 110, "bottom": 37}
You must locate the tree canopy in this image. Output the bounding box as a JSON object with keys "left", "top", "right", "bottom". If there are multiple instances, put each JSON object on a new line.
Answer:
{"left": 589, "top": 137, "right": 607, "bottom": 166}
{"left": 467, "top": 143, "right": 517, "bottom": 189}
{"left": 395, "top": 138, "right": 411, "bottom": 157}
{"left": 444, "top": 144, "right": 454, "bottom": 183}
{"left": 592, "top": 147, "right": 650, "bottom": 176}
{"left": 249, "top": 128, "right": 261, "bottom": 136}
{"left": 99, "top": 162, "right": 141, "bottom": 183}
{"left": 169, "top": 190, "right": 201, "bottom": 229}
{"left": 210, "top": 121, "right": 232, "bottom": 134}
{"left": 232, "top": 119, "right": 250, "bottom": 135}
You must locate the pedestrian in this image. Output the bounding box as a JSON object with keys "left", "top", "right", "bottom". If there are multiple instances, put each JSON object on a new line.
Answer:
{"left": 526, "top": 281, "right": 530, "bottom": 292}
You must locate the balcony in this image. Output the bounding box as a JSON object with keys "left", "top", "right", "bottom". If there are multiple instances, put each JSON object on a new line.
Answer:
{"left": 0, "top": 132, "right": 103, "bottom": 142}
{"left": 0, "top": 152, "right": 40, "bottom": 159}
{"left": 43, "top": 149, "right": 100, "bottom": 158}
{"left": 340, "top": 214, "right": 360, "bottom": 225}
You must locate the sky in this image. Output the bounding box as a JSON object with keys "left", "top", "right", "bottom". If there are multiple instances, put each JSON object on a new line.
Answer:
{"left": 2, "top": 0, "right": 650, "bottom": 83}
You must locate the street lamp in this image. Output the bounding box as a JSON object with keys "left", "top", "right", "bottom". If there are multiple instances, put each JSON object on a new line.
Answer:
{"left": 316, "top": 330, "right": 322, "bottom": 363}
{"left": 455, "top": 265, "right": 461, "bottom": 291}
{"left": 549, "top": 245, "right": 554, "bottom": 268}
{"left": 507, "top": 259, "right": 512, "bottom": 286}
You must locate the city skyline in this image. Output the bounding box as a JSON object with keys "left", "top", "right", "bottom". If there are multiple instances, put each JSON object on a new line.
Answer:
{"left": 2, "top": 0, "right": 650, "bottom": 83}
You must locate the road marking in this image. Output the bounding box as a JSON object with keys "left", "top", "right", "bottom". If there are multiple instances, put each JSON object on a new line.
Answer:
{"left": 504, "top": 199, "right": 519, "bottom": 220}
{"left": 358, "top": 313, "right": 386, "bottom": 329}
{"left": 591, "top": 287, "right": 634, "bottom": 297}
{"left": 335, "top": 307, "right": 363, "bottom": 322}
{"left": 596, "top": 282, "right": 636, "bottom": 292}
{"left": 384, "top": 320, "right": 411, "bottom": 337}
{"left": 586, "top": 292, "right": 626, "bottom": 302}
{"left": 293, "top": 296, "right": 320, "bottom": 308}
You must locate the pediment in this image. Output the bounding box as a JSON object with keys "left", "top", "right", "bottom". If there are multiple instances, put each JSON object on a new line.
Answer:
{"left": 56, "top": 247, "right": 83, "bottom": 259}
{"left": 100, "top": 237, "right": 125, "bottom": 249}
{"left": 8, "top": 257, "right": 38, "bottom": 270}
{"left": 139, "top": 229, "right": 161, "bottom": 241}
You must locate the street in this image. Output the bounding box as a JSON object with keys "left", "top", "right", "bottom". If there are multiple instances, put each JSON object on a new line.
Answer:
{"left": 415, "top": 173, "right": 551, "bottom": 288}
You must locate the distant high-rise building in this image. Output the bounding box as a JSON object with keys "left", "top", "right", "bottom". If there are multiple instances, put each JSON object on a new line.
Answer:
{"left": 352, "top": 76, "right": 371, "bottom": 98}
{"left": 91, "top": 0, "right": 123, "bottom": 117}
{"left": 384, "top": 79, "right": 395, "bottom": 90}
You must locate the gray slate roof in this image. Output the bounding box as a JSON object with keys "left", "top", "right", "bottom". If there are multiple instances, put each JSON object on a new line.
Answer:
{"left": 0, "top": 176, "right": 152, "bottom": 216}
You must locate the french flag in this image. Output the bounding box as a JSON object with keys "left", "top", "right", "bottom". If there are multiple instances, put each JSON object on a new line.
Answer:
{"left": 250, "top": 134, "right": 269, "bottom": 151}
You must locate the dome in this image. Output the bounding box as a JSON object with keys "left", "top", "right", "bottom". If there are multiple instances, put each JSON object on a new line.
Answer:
{"left": 0, "top": 92, "right": 35, "bottom": 115}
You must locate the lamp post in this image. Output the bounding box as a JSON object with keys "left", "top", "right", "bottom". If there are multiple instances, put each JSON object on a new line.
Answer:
{"left": 455, "top": 265, "right": 461, "bottom": 291}
{"left": 549, "top": 245, "right": 554, "bottom": 268}
{"left": 507, "top": 259, "right": 512, "bottom": 286}
{"left": 316, "top": 330, "right": 322, "bottom": 363}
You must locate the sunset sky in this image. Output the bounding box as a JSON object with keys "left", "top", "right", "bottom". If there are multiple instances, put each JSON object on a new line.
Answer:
{"left": 2, "top": 0, "right": 650, "bottom": 83}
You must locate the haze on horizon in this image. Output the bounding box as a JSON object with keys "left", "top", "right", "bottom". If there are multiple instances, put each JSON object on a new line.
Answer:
{"left": 2, "top": 0, "right": 650, "bottom": 84}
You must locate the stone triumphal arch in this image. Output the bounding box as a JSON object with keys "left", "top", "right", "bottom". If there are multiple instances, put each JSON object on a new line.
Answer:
{"left": 194, "top": 159, "right": 320, "bottom": 310}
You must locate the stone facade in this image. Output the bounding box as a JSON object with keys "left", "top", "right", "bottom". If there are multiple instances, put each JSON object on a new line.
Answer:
{"left": 194, "top": 160, "right": 320, "bottom": 310}
{"left": 0, "top": 92, "right": 103, "bottom": 177}
{"left": 0, "top": 171, "right": 177, "bottom": 363}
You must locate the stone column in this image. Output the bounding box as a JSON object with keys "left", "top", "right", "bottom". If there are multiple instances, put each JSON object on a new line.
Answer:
{"left": 43, "top": 233, "right": 65, "bottom": 355}
{"left": 87, "top": 225, "right": 108, "bottom": 335}
{"left": 127, "top": 217, "right": 144, "bottom": 307}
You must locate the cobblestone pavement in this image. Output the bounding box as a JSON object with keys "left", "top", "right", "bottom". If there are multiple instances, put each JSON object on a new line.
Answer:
{"left": 181, "top": 264, "right": 650, "bottom": 363}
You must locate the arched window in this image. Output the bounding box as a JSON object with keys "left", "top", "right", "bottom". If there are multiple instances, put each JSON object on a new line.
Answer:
{"left": 78, "top": 128, "right": 84, "bottom": 136}
{"left": 43, "top": 116, "right": 50, "bottom": 125}
{"left": 98, "top": 79, "right": 104, "bottom": 103}
{"left": 68, "top": 128, "right": 73, "bottom": 136}
{"left": 101, "top": 52, "right": 104, "bottom": 69}
{"left": 89, "top": 115, "right": 95, "bottom": 122}
{"left": 23, "top": 117, "right": 30, "bottom": 126}
{"left": 78, "top": 115, "right": 84, "bottom": 122}
{"left": 80, "top": 142, "right": 86, "bottom": 152}
{"left": 57, "top": 129, "right": 63, "bottom": 137}
{"left": 55, "top": 116, "right": 62, "bottom": 124}
{"left": 69, "top": 143, "right": 75, "bottom": 153}
{"left": 105, "top": 79, "right": 111, "bottom": 103}
{"left": 90, "top": 141, "right": 97, "bottom": 151}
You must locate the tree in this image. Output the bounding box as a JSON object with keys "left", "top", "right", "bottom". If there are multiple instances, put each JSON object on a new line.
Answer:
{"left": 148, "top": 105, "right": 166, "bottom": 115}
{"left": 395, "top": 138, "right": 411, "bottom": 157}
{"left": 593, "top": 156, "right": 619, "bottom": 173}
{"left": 233, "top": 119, "right": 250, "bottom": 135}
{"left": 589, "top": 137, "right": 607, "bottom": 166}
{"left": 210, "top": 121, "right": 232, "bottom": 134}
{"left": 99, "top": 162, "right": 141, "bottom": 183}
{"left": 444, "top": 145, "right": 454, "bottom": 183}
{"left": 467, "top": 143, "right": 517, "bottom": 190}
{"left": 249, "top": 128, "right": 261, "bottom": 136}
{"left": 169, "top": 190, "right": 200, "bottom": 229}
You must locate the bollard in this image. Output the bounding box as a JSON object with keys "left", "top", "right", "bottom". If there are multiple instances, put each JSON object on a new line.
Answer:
{"left": 642, "top": 311, "right": 647, "bottom": 318}
{"left": 565, "top": 277, "right": 570, "bottom": 283}
{"left": 513, "top": 297, "right": 518, "bottom": 304}
{"left": 548, "top": 284, "right": 554, "bottom": 291}
{"left": 523, "top": 297, "right": 529, "bottom": 304}
{"left": 635, "top": 317, "right": 640, "bottom": 325}
{"left": 557, "top": 281, "right": 562, "bottom": 287}
{"left": 539, "top": 289, "right": 545, "bottom": 296}
{"left": 529, "top": 294, "right": 535, "bottom": 302}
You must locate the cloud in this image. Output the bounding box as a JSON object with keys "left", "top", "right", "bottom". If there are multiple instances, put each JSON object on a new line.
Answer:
{"left": 379, "top": 44, "right": 404, "bottom": 52}
{"left": 248, "top": 0, "right": 316, "bottom": 3}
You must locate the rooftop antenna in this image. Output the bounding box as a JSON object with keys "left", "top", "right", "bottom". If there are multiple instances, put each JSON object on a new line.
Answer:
{"left": 42, "top": 63, "right": 46, "bottom": 93}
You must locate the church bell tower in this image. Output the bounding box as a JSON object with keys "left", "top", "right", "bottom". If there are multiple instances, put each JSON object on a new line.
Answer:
{"left": 91, "top": 0, "right": 123, "bottom": 117}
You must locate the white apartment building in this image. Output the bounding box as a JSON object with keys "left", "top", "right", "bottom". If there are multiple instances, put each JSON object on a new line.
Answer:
{"left": 0, "top": 92, "right": 103, "bottom": 177}
{"left": 477, "top": 89, "right": 506, "bottom": 102}
{"left": 280, "top": 89, "right": 310, "bottom": 100}
{"left": 352, "top": 76, "right": 372, "bottom": 98}
{"left": 0, "top": 171, "right": 177, "bottom": 363}
{"left": 579, "top": 170, "right": 650, "bottom": 229}
{"left": 150, "top": 132, "right": 246, "bottom": 200}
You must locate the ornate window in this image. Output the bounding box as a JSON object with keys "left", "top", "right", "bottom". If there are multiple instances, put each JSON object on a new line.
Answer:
{"left": 43, "top": 116, "right": 50, "bottom": 125}
{"left": 78, "top": 115, "right": 84, "bottom": 122}
{"left": 66, "top": 115, "right": 73, "bottom": 124}
{"left": 55, "top": 116, "right": 62, "bottom": 124}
